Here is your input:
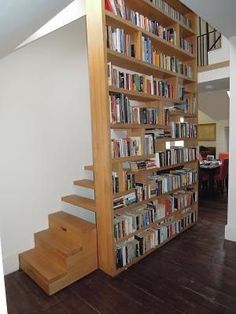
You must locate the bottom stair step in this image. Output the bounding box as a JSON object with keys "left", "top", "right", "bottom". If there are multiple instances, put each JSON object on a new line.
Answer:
{"left": 19, "top": 247, "right": 66, "bottom": 294}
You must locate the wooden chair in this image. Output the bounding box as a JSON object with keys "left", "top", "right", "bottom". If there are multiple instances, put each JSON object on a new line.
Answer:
{"left": 219, "top": 152, "right": 229, "bottom": 161}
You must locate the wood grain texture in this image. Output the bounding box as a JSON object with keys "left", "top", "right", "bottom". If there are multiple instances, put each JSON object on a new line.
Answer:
{"left": 86, "top": 0, "right": 116, "bottom": 275}
{"left": 7, "top": 194, "right": 236, "bottom": 313}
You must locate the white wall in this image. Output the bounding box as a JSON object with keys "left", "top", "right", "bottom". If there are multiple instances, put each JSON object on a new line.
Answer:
{"left": 0, "top": 17, "right": 93, "bottom": 274}
{"left": 208, "top": 35, "right": 230, "bottom": 64}
{"left": 226, "top": 36, "right": 236, "bottom": 241}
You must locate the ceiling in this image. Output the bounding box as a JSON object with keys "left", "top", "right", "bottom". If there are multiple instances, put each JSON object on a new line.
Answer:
{"left": 181, "top": 0, "right": 236, "bottom": 38}
{"left": 0, "top": 0, "right": 73, "bottom": 59}
{"left": 198, "top": 78, "right": 229, "bottom": 94}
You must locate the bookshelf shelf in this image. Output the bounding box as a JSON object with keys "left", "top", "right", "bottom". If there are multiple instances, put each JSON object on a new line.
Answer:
{"left": 115, "top": 202, "right": 198, "bottom": 244}
{"left": 107, "top": 49, "right": 196, "bottom": 83}
{"left": 86, "top": 0, "right": 198, "bottom": 276}
{"left": 108, "top": 85, "right": 182, "bottom": 103}
{"left": 110, "top": 123, "right": 167, "bottom": 129}
{"left": 125, "top": 160, "right": 198, "bottom": 174}
{"left": 105, "top": 10, "right": 196, "bottom": 60}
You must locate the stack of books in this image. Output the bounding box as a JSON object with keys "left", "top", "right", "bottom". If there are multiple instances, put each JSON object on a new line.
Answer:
{"left": 113, "top": 191, "right": 137, "bottom": 209}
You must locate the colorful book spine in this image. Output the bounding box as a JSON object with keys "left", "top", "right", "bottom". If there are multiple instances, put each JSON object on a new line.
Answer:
{"left": 111, "top": 137, "right": 142, "bottom": 158}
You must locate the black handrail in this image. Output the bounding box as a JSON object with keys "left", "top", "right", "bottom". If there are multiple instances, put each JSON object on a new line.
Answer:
{"left": 197, "top": 17, "right": 222, "bottom": 67}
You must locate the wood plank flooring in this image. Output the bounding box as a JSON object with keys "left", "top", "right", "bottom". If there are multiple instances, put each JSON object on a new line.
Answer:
{"left": 5, "top": 193, "right": 236, "bottom": 314}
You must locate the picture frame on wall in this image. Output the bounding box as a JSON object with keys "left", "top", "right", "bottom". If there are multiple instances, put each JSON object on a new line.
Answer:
{"left": 198, "top": 123, "right": 216, "bottom": 141}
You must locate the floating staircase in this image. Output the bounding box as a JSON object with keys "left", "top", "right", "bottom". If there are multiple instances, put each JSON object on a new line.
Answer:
{"left": 19, "top": 167, "right": 98, "bottom": 295}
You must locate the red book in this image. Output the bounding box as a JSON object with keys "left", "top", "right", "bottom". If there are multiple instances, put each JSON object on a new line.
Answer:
{"left": 105, "top": 0, "right": 113, "bottom": 12}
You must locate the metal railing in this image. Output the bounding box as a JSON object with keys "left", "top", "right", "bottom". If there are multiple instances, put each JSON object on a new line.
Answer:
{"left": 197, "top": 17, "right": 222, "bottom": 67}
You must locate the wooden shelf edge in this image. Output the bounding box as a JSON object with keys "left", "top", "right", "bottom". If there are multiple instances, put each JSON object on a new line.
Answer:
{"left": 107, "top": 49, "right": 196, "bottom": 83}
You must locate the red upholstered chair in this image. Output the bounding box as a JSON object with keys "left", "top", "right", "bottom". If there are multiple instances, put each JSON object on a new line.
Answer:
{"left": 219, "top": 152, "right": 229, "bottom": 161}
{"left": 214, "top": 159, "right": 229, "bottom": 192}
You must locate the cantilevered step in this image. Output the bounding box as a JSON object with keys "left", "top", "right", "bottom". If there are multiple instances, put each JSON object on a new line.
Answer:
{"left": 84, "top": 165, "right": 94, "bottom": 171}
{"left": 73, "top": 179, "right": 94, "bottom": 189}
{"left": 61, "top": 195, "right": 96, "bottom": 212}
{"left": 35, "top": 229, "right": 82, "bottom": 258}
{"left": 19, "top": 247, "right": 66, "bottom": 294}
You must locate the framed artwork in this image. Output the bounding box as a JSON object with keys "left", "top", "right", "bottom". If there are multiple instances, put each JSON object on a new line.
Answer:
{"left": 198, "top": 123, "right": 216, "bottom": 141}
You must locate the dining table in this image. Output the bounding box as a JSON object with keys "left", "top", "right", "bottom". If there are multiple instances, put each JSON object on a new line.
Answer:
{"left": 200, "top": 160, "right": 222, "bottom": 192}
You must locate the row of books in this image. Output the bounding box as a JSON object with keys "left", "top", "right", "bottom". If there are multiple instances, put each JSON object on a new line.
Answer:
{"left": 114, "top": 201, "right": 167, "bottom": 240}
{"left": 108, "top": 63, "right": 175, "bottom": 98}
{"left": 111, "top": 137, "right": 142, "bottom": 158}
{"left": 142, "top": 36, "right": 193, "bottom": 78}
{"left": 113, "top": 168, "right": 197, "bottom": 208}
{"left": 160, "top": 189, "right": 197, "bottom": 216}
{"left": 180, "top": 37, "right": 194, "bottom": 54}
{"left": 105, "top": 0, "right": 192, "bottom": 34}
{"left": 129, "top": 10, "right": 176, "bottom": 45}
{"left": 170, "top": 188, "right": 198, "bottom": 210}
{"left": 150, "top": 0, "right": 193, "bottom": 29}
{"left": 148, "top": 168, "right": 198, "bottom": 193}
{"left": 107, "top": 26, "right": 135, "bottom": 57}
{"left": 116, "top": 210, "right": 197, "bottom": 268}
{"left": 154, "top": 147, "right": 197, "bottom": 167}
{"left": 109, "top": 94, "right": 159, "bottom": 125}
{"left": 106, "top": 0, "right": 177, "bottom": 46}
{"left": 171, "top": 122, "right": 197, "bottom": 138}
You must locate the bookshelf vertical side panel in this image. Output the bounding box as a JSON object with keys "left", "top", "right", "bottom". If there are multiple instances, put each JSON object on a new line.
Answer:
{"left": 86, "top": 0, "right": 115, "bottom": 276}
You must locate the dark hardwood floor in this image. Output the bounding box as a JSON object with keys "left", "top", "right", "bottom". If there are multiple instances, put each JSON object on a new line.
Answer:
{"left": 5, "top": 193, "right": 236, "bottom": 314}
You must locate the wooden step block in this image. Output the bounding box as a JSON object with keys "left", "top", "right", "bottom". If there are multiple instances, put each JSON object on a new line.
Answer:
{"left": 73, "top": 179, "right": 94, "bottom": 189}
{"left": 48, "top": 211, "right": 95, "bottom": 236}
{"left": 61, "top": 195, "right": 96, "bottom": 212}
{"left": 35, "top": 229, "right": 82, "bottom": 258}
{"left": 19, "top": 247, "right": 66, "bottom": 294}
{"left": 84, "top": 165, "right": 94, "bottom": 171}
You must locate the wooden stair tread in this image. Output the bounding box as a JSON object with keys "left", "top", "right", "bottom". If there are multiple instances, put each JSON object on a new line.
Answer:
{"left": 49, "top": 211, "right": 95, "bottom": 232}
{"left": 62, "top": 195, "right": 96, "bottom": 212}
{"left": 84, "top": 165, "right": 94, "bottom": 171}
{"left": 73, "top": 179, "right": 94, "bottom": 189}
{"left": 35, "top": 229, "right": 82, "bottom": 257}
{"left": 19, "top": 247, "right": 66, "bottom": 283}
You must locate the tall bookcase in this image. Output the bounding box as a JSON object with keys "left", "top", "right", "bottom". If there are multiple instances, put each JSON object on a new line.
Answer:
{"left": 86, "top": 0, "right": 198, "bottom": 276}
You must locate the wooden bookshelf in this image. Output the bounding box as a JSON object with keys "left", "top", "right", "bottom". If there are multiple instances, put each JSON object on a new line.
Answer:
{"left": 86, "top": 0, "right": 197, "bottom": 276}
